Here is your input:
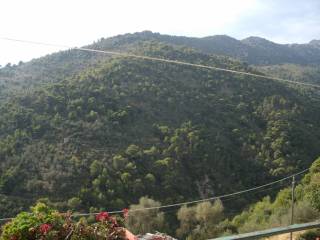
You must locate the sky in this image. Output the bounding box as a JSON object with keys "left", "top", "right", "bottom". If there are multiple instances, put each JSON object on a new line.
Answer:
{"left": 0, "top": 0, "right": 319, "bottom": 66}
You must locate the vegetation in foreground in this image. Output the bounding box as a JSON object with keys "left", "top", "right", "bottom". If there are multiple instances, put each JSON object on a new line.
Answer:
{"left": 0, "top": 203, "right": 127, "bottom": 240}
{"left": 2, "top": 156, "right": 320, "bottom": 240}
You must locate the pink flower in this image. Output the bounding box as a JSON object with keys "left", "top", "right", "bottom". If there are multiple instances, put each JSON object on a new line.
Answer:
{"left": 96, "top": 212, "right": 109, "bottom": 221}
{"left": 39, "top": 224, "right": 52, "bottom": 234}
{"left": 122, "top": 208, "right": 129, "bottom": 219}
{"left": 109, "top": 216, "right": 118, "bottom": 227}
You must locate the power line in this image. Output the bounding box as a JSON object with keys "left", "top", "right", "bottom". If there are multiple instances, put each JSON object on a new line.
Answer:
{"left": 1, "top": 37, "right": 320, "bottom": 89}
{"left": 0, "top": 37, "right": 315, "bottom": 221}
{"left": 145, "top": 180, "right": 288, "bottom": 215}
{"left": 104, "top": 168, "right": 308, "bottom": 215}
{"left": 0, "top": 168, "right": 308, "bottom": 222}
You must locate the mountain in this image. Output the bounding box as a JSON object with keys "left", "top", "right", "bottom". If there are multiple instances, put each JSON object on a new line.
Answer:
{"left": 1, "top": 33, "right": 320, "bottom": 239}
{"left": 257, "top": 64, "right": 320, "bottom": 85}
{"left": 228, "top": 156, "right": 320, "bottom": 236}
{"left": 1, "top": 35, "right": 320, "bottom": 222}
{"left": 309, "top": 39, "right": 320, "bottom": 47}
{"left": 92, "top": 31, "right": 320, "bottom": 65}
{"left": 2, "top": 31, "right": 320, "bottom": 99}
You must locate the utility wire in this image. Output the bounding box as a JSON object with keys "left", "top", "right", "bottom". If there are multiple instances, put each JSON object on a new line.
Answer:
{"left": 0, "top": 168, "right": 307, "bottom": 221}
{"left": 97, "top": 168, "right": 308, "bottom": 215}
{"left": 1, "top": 37, "right": 320, "bottom": 89}
{"left": 159, "top": 181, "right": 290, "bottom": 217}
{"left": 0, "top": 37, "right": 315, "bottom": 221}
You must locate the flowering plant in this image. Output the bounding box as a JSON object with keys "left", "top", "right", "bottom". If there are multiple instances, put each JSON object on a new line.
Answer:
{"left": 0, "top": 203, "right": 127, "bottom": 240}
{"left": 39, "top": 224, "right": 52, "bottom": 235}
{"left": 122, "top": 209, "right": 129, "bottom": 220}
{"left": 96, "top": 212, "right": 109, "bottom": 222}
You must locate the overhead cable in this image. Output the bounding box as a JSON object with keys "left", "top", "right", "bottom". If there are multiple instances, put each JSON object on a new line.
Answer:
{"left": 0, "top": 168, "right": 308, "bottom": 221}
{"left": 1, "top": 37, "right": 320, "bottom": 89}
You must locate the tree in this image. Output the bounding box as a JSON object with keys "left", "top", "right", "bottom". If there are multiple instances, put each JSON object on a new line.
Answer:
{"left": 126, "top": 197, "right": 165, "bottom": 234}
{"left": 304, "top": 158, "right": 320, "bottom": 211}
{"left": 176, "top": 200, "right": 224, "bottom": 240}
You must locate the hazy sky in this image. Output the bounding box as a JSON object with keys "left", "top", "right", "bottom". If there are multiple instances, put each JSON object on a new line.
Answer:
{"left": 0, "top": 0, "right": 319, "bottom": 66}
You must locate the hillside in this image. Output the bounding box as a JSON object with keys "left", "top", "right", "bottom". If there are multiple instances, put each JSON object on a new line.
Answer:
{"left": 2, "top": 31, "right": 320, "bottom": 98}
{"left": 256, "top": 64, "right": 320, "bottom": 85}
{"left": 227, "top": 157, "right": 320, "bottom": 237}
{"left": 0, "top": 33, "right": 251, "bottom": 101}
{"left": 94, "top": 31, "right": 320, "bottom": 65}
{"left": 1, "top": 38, "right": 320, "bottom": 224}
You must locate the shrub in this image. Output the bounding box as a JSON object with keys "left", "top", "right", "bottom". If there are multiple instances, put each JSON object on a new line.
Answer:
{"left": 126, "top": 197, "right": 166, "bottom": 235}
{"left": 297, "top": 229, "right": 320, "bottom": 240}
{"left": 0, "top": 203, "right": 126, "bottom": 240}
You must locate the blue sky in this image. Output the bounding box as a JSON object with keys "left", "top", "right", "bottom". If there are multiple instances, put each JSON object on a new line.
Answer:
{"left": 0, "top": 0, "right": 319, "bottom": 65}
{"left": 230, "top": 0, "right": 320, "bottom": 43}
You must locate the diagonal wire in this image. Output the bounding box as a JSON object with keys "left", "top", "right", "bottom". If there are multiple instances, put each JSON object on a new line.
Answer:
{"left": 1, "top": 37, "right": 320, "bottom": 89}
{"left": 0, "top": 168, "right": 308, "bottom": 221}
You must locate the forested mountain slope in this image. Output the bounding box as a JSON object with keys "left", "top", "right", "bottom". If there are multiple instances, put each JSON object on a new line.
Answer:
{"left": 95, "top": 31, "right": 320, "bottom": 65}
{"left": 0, "top": 33, "right": 251, "bottom": 102}
{"left": 227, "top": 156, "right": 320, "bottom": 236}
{"left": 256, "top": 64, "right": 320, "bottom": 85}
{"left": 2, "top": 31, "right": 320, "bottom": 98}
{"left": 1, "top": 41, "right": 320, "bottom": 221}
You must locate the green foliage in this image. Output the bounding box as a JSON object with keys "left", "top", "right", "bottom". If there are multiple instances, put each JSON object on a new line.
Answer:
{"left": 67, "top": 197, "right": 82, "bottom": 210}
{"left": 297, "top": 229, "right": 320, "bottom": 240}
{"left": 126, "top": 197, "right": 166, "bottom": 234}
{"left": 233, "top": 197, "right": 274, "bottom": 233}
{"left": 0, "top": 203, "right": 65, "bottom": 240}
{"left": 258, "top": 64, "right": 320, "bottom": 85}
{"left": 176, "top": 200, "right": 224, "bottom": 240}
{"left": 94, "top": 31, "right": 320, "bottom": 66}
{"left": 0, "top": 33, "right": 320, "bottom": 237}
{"left": 304, "top": 173, "right": 320, "bottom": 211}
{"left": 0, "top": 203, "right": 126, "bottom": 240}
{"left": 303, "top": 158, "right": 320, "bottom": 211}
{"left": 230, "top": 156, "right": 320, "bottom": 235}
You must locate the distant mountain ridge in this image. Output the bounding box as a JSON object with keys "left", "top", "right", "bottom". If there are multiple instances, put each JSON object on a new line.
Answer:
{"left": 100, "top": 31, "right": 320, "bottom": 65}
{"left": 309, "top": 40, "right": 320, "bottom": 47}
{"left": 1, "top": 31, "right": 320, "bottom": 101}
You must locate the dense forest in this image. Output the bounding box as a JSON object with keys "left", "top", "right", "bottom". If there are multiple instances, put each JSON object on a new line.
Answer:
{"left": 1, "top": 31, "right": 320, "bottom": 94}
{"left": 93, "top": 31, "right": 320, "bottom": 65}
{"left": 257, "top": 64, "right": 320, "bottom": 85}
{"left": 1, "top": 33, "right": 320, "bottom": 238}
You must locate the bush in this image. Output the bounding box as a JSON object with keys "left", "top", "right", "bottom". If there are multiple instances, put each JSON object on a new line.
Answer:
{"left": 176, "top": 200, "right": 224, "bottom": 240}
{"left": 0, "top": 203, "right": 126, "bottom": 240}
{"left": 297, "top": 229, "right": 320, "bottom": 240}
{"left": 126, "top": 197, "right": 166, "bottom": 235}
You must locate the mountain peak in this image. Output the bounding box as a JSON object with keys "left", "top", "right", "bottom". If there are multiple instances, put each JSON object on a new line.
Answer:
{"left": 309, "top": 39, "right": 320, "bottom": 46}
{"left": 241, "top": 36, "right": 276, "bottom": 46}
{"left": 203, "top": 34, "right": 237, "bottom": 41}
